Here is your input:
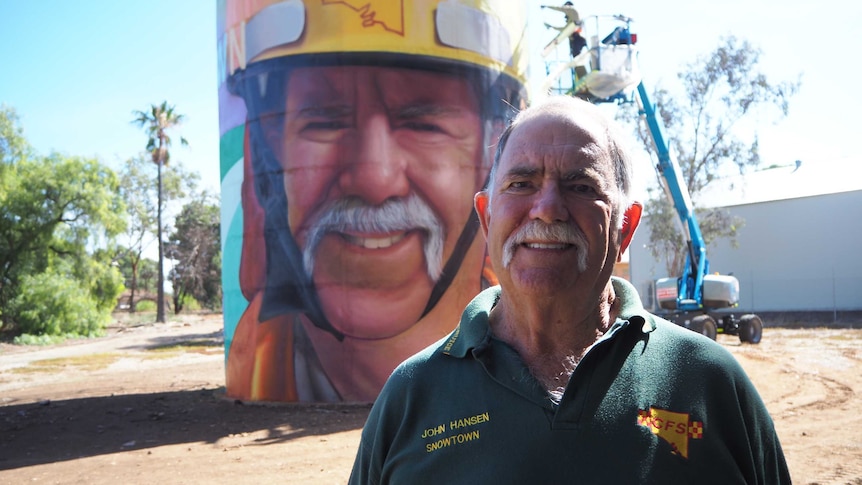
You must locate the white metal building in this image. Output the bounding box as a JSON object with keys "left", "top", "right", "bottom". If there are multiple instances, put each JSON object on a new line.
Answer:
{"left": 629, "top": 188, "right": 862, "bottom": 315}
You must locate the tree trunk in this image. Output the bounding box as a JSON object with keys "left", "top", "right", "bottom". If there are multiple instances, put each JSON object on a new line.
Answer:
{"left": 156, "top": 157, "right": 166, "bottom": 323}
{"left": 128, "top": 257, "right": 138, "bottom": 313}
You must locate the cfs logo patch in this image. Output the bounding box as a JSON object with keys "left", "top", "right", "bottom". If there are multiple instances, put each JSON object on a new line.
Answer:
{"left": 637, "top": 407, "right": 703, "bottom": 459}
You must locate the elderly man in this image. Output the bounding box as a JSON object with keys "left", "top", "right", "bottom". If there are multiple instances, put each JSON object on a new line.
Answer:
{"left": 349, "top": 96, "right": 790, "bottom": 484}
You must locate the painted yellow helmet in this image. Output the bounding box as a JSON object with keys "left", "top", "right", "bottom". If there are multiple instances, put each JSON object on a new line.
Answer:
{"left": 218, "top": 0, "right": 529, "bottom": 99}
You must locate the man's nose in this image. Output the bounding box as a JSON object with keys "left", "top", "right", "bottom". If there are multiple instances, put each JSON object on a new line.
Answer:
{"left": 338, "top": 113, "right": 409, "bottom": 205}
{"left": 529, "top": 183, "right": 569, "bottom": 224}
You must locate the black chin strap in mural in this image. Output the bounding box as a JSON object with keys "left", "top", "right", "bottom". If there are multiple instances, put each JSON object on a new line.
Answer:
{"left": 420, "top": 208, "right": 480, "bottom": 318}
{"left": 250, "top": 121, "right": 345, "bottom": 341}
{"left": 421, "top": 166, "right": 492, "bottom": 318}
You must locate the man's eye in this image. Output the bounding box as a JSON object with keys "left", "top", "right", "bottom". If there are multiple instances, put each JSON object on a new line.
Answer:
{"left": 401, "top": 121, "right": 445, "bottom": 133}
{"left": 571, "top": 184, "right": 597, "bottom": 194}
{"left": 507, "top": 181, "right": 531, "bottom": 190}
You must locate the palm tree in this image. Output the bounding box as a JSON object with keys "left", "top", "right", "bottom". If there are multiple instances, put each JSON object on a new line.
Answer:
{"left": 132, "top": 101, "right": 188, "bottom": 323}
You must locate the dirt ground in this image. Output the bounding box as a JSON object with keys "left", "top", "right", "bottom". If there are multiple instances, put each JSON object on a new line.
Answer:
{"left": 1, "top": 313, "right": 861, "bottom": 485}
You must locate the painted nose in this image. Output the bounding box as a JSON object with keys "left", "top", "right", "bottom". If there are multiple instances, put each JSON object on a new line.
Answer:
{"left": 529, "top": 183, "right": 569, "bottom": 224}
{"left": 338, "top": 112, "right": 409, "bottom": 205}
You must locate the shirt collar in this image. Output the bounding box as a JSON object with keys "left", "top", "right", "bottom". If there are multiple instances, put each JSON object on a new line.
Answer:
{"left": 440, "top": 286, "right": 498, "bottom": 358}
{"left": 611, "top": 276, "right": 656, "bottom": 334}
{"left": 440, "top": 277, "right": 656, "bottom": 359}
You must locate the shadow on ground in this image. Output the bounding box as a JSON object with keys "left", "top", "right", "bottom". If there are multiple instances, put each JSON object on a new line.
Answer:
{"left": 117, "top": 328, "right": 225, "bottom": 352}
{"left": 0, "top": 388, "right": 371, "bottom": 471}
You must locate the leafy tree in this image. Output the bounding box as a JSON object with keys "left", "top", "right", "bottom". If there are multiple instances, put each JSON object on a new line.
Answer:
{"left": 166, "top": 192, "right": 222, "bottom": 313}
{"left": 0, "top": 106, "right": 30, "bottom": 245}
{"left": 117, "top": 155, "right": 157, "bottom": 311}
{"left": 116, "top": 247, "right": 155, "bottom": 307}
{"left": 85, "top": 248, "right": 127, "bottom": 313}
{"left": 131, "top": 101, "right": 188, "bottom": 323}
{"left": 0, "top": 109, "right": 127, "bottom": 333}
{"left": 0, "top": 105, "right": 29, "bottom": 166}
{"left": 626, "top": 36, "right": 799, "bottom": 275}
{"left": 137, "top": 258, "right": 159, "bottom": 296}
{"left": 117, "top": 154, "right": 197, "bottom": 311}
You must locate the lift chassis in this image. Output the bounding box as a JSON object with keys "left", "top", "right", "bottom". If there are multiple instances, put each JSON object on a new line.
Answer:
{"left": 664, "top": 311, "right": 763, "bottom": 344}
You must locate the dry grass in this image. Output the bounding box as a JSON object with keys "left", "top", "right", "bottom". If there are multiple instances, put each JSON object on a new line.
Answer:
{"left": 9, "top": 353, "right": 120, "bottom": 374}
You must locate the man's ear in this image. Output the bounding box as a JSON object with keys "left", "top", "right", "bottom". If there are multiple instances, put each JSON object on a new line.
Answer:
{"left": 474, "top": 191, "right": 491, "bottom": 239}
{"left": 618, "top": 201, "right": 642, "bottom": 262}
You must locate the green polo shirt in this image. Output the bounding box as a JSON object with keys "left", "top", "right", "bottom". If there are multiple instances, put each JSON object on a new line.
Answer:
{"left": 350, "top": 278, "right": 790, "bottom": 484}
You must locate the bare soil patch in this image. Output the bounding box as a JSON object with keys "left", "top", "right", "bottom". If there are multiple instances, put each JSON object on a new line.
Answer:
{"left": 1, "top": 314, "right": 861, "bottom": 484}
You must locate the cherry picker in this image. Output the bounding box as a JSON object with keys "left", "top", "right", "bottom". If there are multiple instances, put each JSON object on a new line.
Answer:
{"left": 540, "top": 13, "right": 763, "bottom": 343}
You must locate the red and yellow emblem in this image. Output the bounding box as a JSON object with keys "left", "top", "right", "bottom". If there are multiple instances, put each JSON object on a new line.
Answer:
{"left": 638, "top": 407, "right": 703, "bottom": 459}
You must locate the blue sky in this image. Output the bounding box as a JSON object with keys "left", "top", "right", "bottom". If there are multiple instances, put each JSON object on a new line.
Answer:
{"left": 0, "top": 1, "right": 220, "bottom": 191}
{"left": 2, "top": 0, "right": 860, "bottom": 200}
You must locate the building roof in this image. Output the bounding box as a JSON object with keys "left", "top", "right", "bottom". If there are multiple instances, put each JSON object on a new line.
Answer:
{"left": 696, "top": 157, "right": 861, "bottom": 208}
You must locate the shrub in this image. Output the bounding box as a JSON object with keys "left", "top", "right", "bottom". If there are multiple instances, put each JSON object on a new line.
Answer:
{"left": 136, "top": 300, "right": 156, "bottom": 312}
{"left": 12, "top": 273, "right": 110, "bottom": 338}
{"left": 87, "top": 261, "right": 126, "bottom": 313}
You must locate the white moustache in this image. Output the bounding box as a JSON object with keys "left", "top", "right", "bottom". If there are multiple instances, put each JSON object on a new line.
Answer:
{"left": 302, "top": 193, "right": 445, "bottom": 281}
{"left": 503, "top": 220, "right": 588, "bottom": 272}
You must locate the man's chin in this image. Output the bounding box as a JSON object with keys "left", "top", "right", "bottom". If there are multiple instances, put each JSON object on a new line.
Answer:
{"left": 324, "top": 314, "right": 424, "bottom": 341}
{"left": 314, "top": 284, "right": 432, "bottom": 340}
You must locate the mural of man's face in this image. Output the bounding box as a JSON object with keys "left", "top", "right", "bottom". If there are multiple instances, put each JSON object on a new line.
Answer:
{"left": 276, "top": 65, "right": 487, "bottom": 339}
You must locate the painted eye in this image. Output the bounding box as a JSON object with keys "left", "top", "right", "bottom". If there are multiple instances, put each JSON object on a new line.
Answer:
{"left": 303, "top": 120, "right": 349, "bottom": 131}
{"left": 296, "top": 119, "right": 350, "bottom": 142}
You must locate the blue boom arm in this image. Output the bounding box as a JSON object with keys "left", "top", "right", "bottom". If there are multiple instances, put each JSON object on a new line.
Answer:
{"left": 549, "top": 14, "right": 710, "bottom": 310}
{"left": 635, "top": 82, "right": 708, "bottom": 310}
